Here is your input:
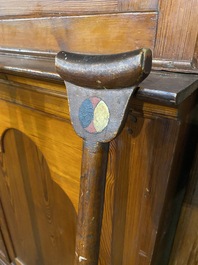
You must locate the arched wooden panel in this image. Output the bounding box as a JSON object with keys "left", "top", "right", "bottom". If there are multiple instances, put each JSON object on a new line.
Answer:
{"left": 0, "top": 129, "right": 76, "bottom": 265}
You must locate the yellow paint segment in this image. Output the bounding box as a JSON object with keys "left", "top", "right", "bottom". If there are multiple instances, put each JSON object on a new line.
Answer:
{"left": 93, "top": 101, "right": 110, "bottom": 132}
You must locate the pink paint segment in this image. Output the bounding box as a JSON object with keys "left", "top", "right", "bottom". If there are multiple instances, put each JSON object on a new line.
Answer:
{"left": 90, "top": 97, "right": 100, "bottom": 108}
{"left": 85, "top": 121, "right": 97, "bottom": 133}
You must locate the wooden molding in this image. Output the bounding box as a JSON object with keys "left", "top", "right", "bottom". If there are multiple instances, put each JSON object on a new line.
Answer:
{"left": 153, "top": 59, "right": 198, "bottom": 74}
{"left": 0, "top": 51, "right": 197, "bottom": 106}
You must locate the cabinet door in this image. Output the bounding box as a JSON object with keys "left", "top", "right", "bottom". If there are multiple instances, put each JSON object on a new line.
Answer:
{"left": 0, "top": 129, "right": 76, "bottom": 265}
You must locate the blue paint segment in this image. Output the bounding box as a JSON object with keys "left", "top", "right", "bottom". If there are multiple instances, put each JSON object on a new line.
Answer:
{"left": 79, "top": 98, "right": 94, "bottom": 128}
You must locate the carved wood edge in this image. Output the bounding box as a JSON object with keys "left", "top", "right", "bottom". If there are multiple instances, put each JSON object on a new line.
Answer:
{"left": 153, "top": 59, "right": 198, "bottom": 74}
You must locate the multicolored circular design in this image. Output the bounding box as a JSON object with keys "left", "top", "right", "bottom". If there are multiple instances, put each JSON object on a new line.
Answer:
{"left": 79, "top": 97, "right": 110, "bottom": 134}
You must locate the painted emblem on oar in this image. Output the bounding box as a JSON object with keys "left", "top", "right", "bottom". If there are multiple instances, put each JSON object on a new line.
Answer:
{"left": 79, "top": 97, "right": 110, "bottom": 134}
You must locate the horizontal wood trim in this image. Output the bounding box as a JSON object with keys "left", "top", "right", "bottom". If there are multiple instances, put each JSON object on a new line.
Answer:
{"left": 0, "top": 0, "right": 159, "bottom": 18}
{"left": 0, "top": 77, "right": 179, "bottom": 120}
{"left": 139, "top": 72, "right": 198, "bottom": 105}
{"left": 153, "top": 59, "right": 198, "bottom": 74}
{"left": 0, "top": 0, "right": 118, "bottom": 17}
{"left": 0, "top": 72, "right": 197, "bottom": 121}
{"left": 0, "top": 79, "right": 69, "bottom": 120}
{"left": 118, "top": 0, "right": 158, "bottom": 11}
{"left": 0, "top": 12, "right": 157, "bottom": 54}
{"left": 0, "top": 52, "right": 197, "bottom": 106}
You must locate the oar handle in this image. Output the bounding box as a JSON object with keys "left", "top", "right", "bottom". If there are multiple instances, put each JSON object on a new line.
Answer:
{"left": 56, "top": 48, "right": 152, "bottom": 89}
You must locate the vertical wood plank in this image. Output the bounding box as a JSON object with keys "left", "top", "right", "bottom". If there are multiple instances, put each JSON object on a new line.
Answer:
{"left": 154, "top": 0, "right": 198, "bottom": 62}
{"left": 107, "top": 113, "right": 190, "bottom": 265}
{"left": 169, "top": 108, "right": 198, "bottom": 265}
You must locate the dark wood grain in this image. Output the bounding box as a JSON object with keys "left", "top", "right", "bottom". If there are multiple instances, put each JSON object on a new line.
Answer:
{"left": 0, "top": 129, "right": 77, "bottom": 265}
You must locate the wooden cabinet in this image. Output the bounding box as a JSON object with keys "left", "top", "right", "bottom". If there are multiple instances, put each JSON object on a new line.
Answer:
{"left": 0, "top": 0, "right": 197, "bottom": 264}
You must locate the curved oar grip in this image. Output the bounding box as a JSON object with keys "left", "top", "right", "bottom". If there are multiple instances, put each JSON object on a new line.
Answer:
{"left": 55, "top": 48, "right": 152, "bottom": 89}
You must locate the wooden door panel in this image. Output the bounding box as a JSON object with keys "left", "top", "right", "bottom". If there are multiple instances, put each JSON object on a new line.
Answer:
{"left": 0, "top": 129, "right": 76, "bottom": 265}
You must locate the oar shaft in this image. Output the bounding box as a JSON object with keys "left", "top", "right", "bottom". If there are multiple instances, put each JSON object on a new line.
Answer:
{"left": 74, "top": 141, "right": 109, "bottom": 265}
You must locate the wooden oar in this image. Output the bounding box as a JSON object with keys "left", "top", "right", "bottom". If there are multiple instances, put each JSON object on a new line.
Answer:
{"left": 56, "top": 48, "right": 152, "bottom": 265}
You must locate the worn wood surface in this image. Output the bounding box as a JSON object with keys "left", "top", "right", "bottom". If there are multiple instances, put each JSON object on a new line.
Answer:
{"left": 0, "top": 0, "right": 158, "bottom": 17}
{"left": 0, "top": 13, "right": 157, "bottom": 55}
{"left": 118, "top": 0, "right": 158, "bottom": 11}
